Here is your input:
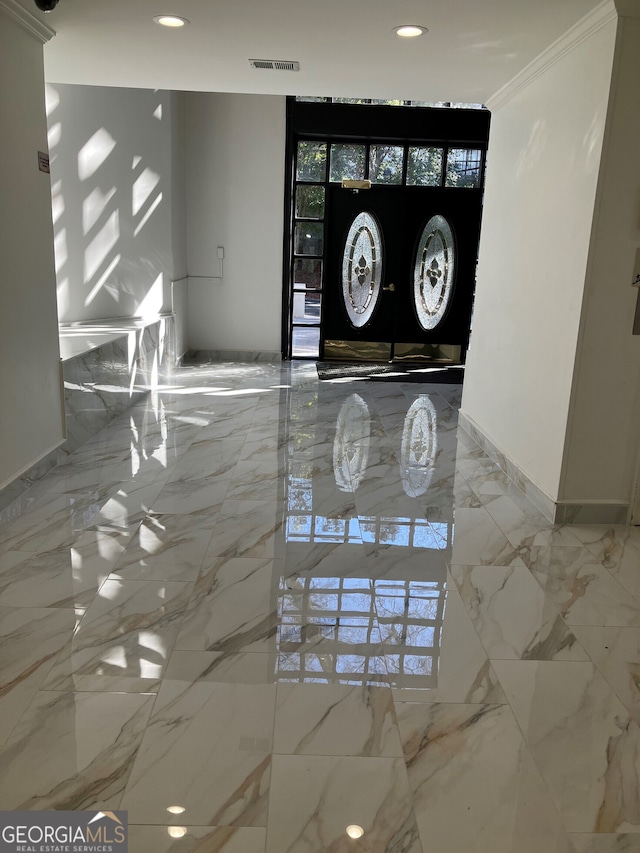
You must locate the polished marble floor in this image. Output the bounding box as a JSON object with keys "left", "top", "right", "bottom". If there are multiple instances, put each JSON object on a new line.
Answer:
{"left": 2, "top": 361, "right": 640, "bottom": 852}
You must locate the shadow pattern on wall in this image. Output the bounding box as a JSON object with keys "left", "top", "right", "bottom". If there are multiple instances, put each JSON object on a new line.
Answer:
{"left": 46, "top": 84, "right": 173, "bottom": 323}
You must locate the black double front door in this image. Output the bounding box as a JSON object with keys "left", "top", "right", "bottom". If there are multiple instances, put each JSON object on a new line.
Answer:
{"left": 323, "top": 181, "right": 483, "bottom": 363}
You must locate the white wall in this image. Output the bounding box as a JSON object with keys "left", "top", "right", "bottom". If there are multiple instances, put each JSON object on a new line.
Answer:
{"left": 48, "top": 84, "right": 184, "bottom": 322}
{"left": 0, "top": 11, "right": 65, "bottom": 490}
{"left": 560, "top": 15, "right": 640, "bottom": 505}
{"left": 185, "top": 92, "right": 286, "bottom": 353}
{"left": 461, "top": 15, "right": 617, "bottom": 502}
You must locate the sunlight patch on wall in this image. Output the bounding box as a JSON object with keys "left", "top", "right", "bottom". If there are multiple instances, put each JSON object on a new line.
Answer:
{"left": 56, "top": 277, "right": 70, "bottom": 317}
{"left": 153, "top": 104, "right": 163, "bottom": 120}
{"left": 84, "top": 254, "right": 122, "bottom": 307}
{"left": 135, "top": 272, "right": 164, "bottom": 318}
{"left": 51, "top": 181, "right": 65, "bottom": 226}
{"left": 54, "top": 227, "right": 67, "bottom": 274}
{"left": 84, "top": 210, "right": 119, "bottom": 282}
{"left": 132, "top": 167, "right": 161, "bottom": 216}
{"left": 45, "top": 84, "right": 59, "bottom": 117}
{"left": 83, "top": 186, "right": 117, "bottom": 235}
{"left": 78, "top": 128, "right": 117, "bottom": 181}
{"left": 134, "top": 192, "right": 163, "bottom": 237}
{"left": 48, "top": 122, "right": 61, "bottom": 150}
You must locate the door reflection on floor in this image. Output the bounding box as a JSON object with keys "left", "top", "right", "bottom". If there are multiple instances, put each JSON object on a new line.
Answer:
{"left": 278, "top": 382, "right": 452, "bottom": 687}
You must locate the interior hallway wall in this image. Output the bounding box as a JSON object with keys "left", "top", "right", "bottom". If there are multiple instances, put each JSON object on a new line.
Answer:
{"left": 48, "top": 84, "right": 185, "bottom": 323}
{"left": 559, "top": 14, "right": 640, "bottom": 509}
{"left": 184, "top": 92, "right": 286, "bottom": 354}
{"left": 461, "top": 9, "right": 618, "bottom": 505}
{"left": 0, "top": 11, "right": 65, "bottom": 492}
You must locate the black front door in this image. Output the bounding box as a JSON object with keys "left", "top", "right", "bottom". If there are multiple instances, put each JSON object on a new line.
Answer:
{"left": 324, "top": 180, "right": 483, "bottom": 363}
{"left": 284, "top": 99, "right": 491, "bottom": 361}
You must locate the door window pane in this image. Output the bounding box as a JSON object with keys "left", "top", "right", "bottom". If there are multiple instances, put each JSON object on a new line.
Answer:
{"left": 295, "top": 185, "right": 325, "bottom": 219}
{"left": 292, "top": 326, "right": 320, "bottom": 358}
{"left": 296, "top": 142, "right": 327, "bottom": 182}
{"left": 295, "top": 222, "right": 324, "bottom": 256}
{"left": 445, "top": 148, "right": 482, "bottom": 188}
{"left": 293, "top": 292, "right": 321, "bottom": 324}
{"left": 407, "top": 147, "right": 443, "bottom": 186}
{"left": 369, "top": 145, "right": 404, "bottom": 184}
{"left": 294, "top": 258, "right": 322, "bottom": 290}
{"left": 330, "top": 144, "right": 366, "bottom": 182}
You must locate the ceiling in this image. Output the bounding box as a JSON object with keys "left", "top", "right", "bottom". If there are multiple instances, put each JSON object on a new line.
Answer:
{"left": 28, "top": 0, "right": 607, "bottom": 103}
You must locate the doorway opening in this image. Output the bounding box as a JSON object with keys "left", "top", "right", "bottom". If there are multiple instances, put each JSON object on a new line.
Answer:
{"left": 282, "top": 98, "right": 490, "bottom": 363}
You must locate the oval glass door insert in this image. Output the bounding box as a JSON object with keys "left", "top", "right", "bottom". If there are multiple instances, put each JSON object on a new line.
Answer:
{"left": 342, "top": 211, "right": 383, "bottom": 328}
{"left": 414, "top": 214, "right": 455, "bottom": 331}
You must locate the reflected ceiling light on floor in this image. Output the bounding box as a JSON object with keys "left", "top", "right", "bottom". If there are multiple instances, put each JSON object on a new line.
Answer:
{"left": 167, "top": 827, "right": 187, "bottom": 838}
{"left": 394, "top": 25, "right": 426, "bottom": 37}
{"left": 346, "top": 825, "right": 365, "bottom": 839}
{"left": 153, "top": 14, "right": 189, "bottom": 27}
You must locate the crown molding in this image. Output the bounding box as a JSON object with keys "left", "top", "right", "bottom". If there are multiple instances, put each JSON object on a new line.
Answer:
{"left": 487, "top": 0, "right": 617, "bottom": 111}
{"left": 0, "top": 0, "right": 56, "bottom": 43}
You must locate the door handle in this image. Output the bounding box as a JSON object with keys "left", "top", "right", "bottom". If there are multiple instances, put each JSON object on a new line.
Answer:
{"left": 383, "top": 283, "right": 396, "bottom": 292}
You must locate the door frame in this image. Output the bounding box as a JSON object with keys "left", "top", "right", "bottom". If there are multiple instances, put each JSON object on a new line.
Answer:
{"left": 281, "top": 98, "right": 491, "bottom": 360}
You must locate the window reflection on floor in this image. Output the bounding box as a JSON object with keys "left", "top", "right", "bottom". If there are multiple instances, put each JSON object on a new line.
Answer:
{"left": 276, "top": 575, "right": 445, "bottom": 687}
{"left": 278, "top": 383, "right": 450, "bottom": 686}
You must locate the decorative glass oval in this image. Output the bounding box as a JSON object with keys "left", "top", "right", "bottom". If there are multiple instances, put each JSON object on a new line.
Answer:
{"left": 342, "top": 211, "right": 383, "bottom": 328}
{"left": 400, "top": 395, "right": 438, "bottom": 497}
{"left": 333, "top": 393, "right": 371, "bottom": 491}
{"left": 414, "top": 214, "right": 455, "bottom": 331}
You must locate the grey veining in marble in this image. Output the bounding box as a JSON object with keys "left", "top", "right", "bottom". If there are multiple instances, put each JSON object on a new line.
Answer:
{"left": 4, "top": 360, "right": 640, "bottom": 849}
{"left": 0, "top": 690, "right": 155, "bottom": 809}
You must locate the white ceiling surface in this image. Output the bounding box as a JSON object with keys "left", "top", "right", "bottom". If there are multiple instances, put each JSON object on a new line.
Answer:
{"left": 34, "top": 0, "right": 605, "bottom": 102}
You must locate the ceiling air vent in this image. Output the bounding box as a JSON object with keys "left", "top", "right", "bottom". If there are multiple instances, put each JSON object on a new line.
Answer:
{"left": 249, "top": 59, "right": 300, "bottom": 72}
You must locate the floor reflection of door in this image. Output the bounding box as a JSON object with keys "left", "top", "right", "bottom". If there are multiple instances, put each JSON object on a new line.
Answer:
{"left": 279, "top": 381, "right": 450, "bottom": 687}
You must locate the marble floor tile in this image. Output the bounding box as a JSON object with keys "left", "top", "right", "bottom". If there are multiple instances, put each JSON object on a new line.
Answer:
{"left": 385, "top": 587, "right": 507, "bottom": 704}
{"left": 395, "top": 701, "right": 567, "bottom": 853}
{"left": 121, "top": 681, "right": 276, "bottom": 826}
{"left": 151, "top": 477, "right": 231, "bottom": 515}
{"left": 266, "top": 754, "right": 422, "bottom": 853}
{"left": 448, "top": 507, "right": 526, "bottom": 567}
{"left": 108, "top": 511, "right": 215, "bottom": 582}
{"left": 226, "top": 460, "right": 285, "bottom": 501}
{"left": 0, "top": 544, "right": 111, "bottom": 609}
{"left": 568, "top": 836, "right": 640, "bottom": 852}
{"left": 571, "top": 526, "right": 640, "bottom": 598}
{"left": 532, "top": 559, "right": 640, "bottom": 627}
{"left": 176, "top": 557, "right": 278, "bottom": 654}
{"left": 0, "top": 491, "right": 107, "bottom": 553}
{"left": 165, "top": 650, "right": 279, "bottom": 684}
{"left": 493, "top": 660, "right": 640, "bottom": 832}
{"left": 0, "top": 690, "right": 155, "bottom": 809}
{"left": 451, "top": 564, "right": 589, "bottom": 661}
{"left": 572, "top": 626, "right": 640, "bottom": 727}
{"left": 44, "top": 578, "right": 192, "bottom": 692}
{"left": 482, "top": 493, "right": 569, "bottom": 548}
{"left": 88, "top": 480, "right": 166, "bottom": 530}
{"left": 205, "top": 500, "right": 285, "bottom": 559}
{"left": 169, "top": 437, "right": 246, "bottom": 480}
{"left": 7, "top": 362, "right": 640, "bottom": 850}
{"left": 282, "top": 541, "right": 367, "bottom": 580}
{"left": 128, "top": 825, "right": 266, "bottom": 853}
{"left": 0, "top": 606, "right": 77, "bottom": 746}
{"left": 273, "top": 683, "right": 402, "bottom": 756}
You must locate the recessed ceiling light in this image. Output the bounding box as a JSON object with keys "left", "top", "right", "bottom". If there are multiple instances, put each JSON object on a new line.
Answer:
{"left": 394, "top": 25, "right": 426, "bottom": 38}
{"left": 153, "top": 15, "right": 189, "bottom": 27}
{"left": 166, "top": 805, "right": 186, "bottom": 814}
